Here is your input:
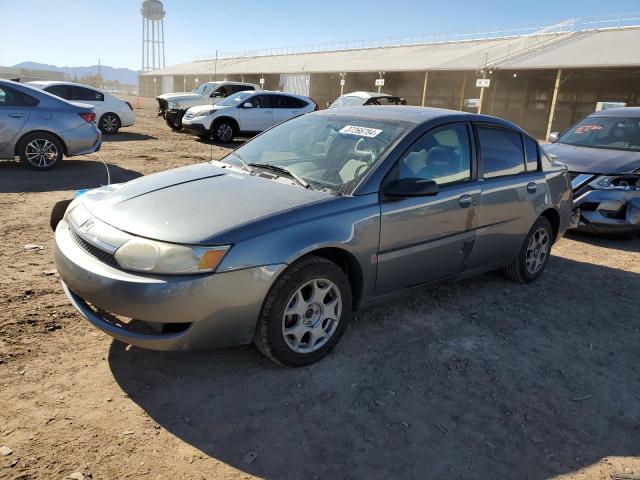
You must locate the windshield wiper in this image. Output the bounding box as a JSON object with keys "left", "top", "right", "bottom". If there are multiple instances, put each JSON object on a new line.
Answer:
{"left": 227, "top": 152, "right": 254, "bottom": 174}
{"left": 248, "top": 163, "right": 312, "bottom": 190}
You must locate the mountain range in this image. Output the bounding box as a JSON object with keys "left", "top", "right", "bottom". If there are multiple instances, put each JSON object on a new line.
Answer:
{"left": 13, "top": 62, "right": 139, "bottom": 85}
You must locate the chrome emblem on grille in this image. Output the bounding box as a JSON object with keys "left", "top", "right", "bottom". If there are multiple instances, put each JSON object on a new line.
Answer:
{"left": 79, "top": 218, "right": 95, "bottom": 234}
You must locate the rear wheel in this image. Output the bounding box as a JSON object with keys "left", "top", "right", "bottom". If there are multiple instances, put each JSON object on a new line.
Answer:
{"left": 211, "top": 119, "right": 235, "bottom": 143}
{"left": 99, "top": 113, "right": 120, "bottom": 134}
{"left": 255, "top": 256, "right": 352, "bottom": 366}
{"left": 503, "top": 216, "right": 553, "bottom": 283}
{"left": 18, "top": 132, "right": 64, "bottom": 170}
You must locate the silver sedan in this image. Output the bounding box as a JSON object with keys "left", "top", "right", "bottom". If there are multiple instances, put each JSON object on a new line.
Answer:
{"left": 0, "top": 79, "right": 101, "bottom": 170}
{"left": 54, "top": 107, "right": 572, "bottom": 366}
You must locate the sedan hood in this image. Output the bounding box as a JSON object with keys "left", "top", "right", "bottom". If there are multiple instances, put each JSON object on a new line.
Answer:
{"left": 80, "top": 163, "right": 333, "bottom": 244}
{"left": 543, "top": 143, "right": 640, "bottom": 174}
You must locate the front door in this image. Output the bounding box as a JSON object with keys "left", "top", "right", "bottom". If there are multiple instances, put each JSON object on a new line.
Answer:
{"left": 240, "top": 94, "right": 274, "bottom": 131}
{"left": 376, "top": 122, "right": 480, "bottom": 295}
{"left": 0, "top": 85, "right": 30, "bottom": 157}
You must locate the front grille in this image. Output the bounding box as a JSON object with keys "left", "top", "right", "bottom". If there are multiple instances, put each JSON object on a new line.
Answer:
{"left": 70, "top": 229, "right": 119, "bottom": 267}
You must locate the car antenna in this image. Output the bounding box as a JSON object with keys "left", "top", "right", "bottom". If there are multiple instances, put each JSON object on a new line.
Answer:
{"left": 95, "top": 153, "right": 111, "bottom": 185}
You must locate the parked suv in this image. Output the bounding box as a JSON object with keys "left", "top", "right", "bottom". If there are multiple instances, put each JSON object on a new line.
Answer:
{"left": 53, "top": 106, "right": 571, "bottom": 365}
{"left": 157, "top": 81, "right": 259, "bottom": 131}
{"left": 0, "top": 79, "right": 101, "bottom": 170}
{"left": 28, "top": 81, "right": 135, "bottom": 134}
{"left": 182, "top": 90, "right": 317, "bottom": 142}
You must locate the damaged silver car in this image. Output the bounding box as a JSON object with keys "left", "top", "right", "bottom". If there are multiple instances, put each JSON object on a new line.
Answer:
{"left": 54, "top": 107, "right": 571, "bottom": 366}
{"left": 544, "top": 108, "right": 640, "bottom": 238}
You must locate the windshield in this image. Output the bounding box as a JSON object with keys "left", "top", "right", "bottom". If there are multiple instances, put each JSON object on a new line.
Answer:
{"left": 216, "top": 91, "right": 252, "bottom": 107}
{"left": 192, "top": 82, "right": 219, "bottom": 95}
{"left": 218, "top": 113, "right": 411, "bottom": 195}
{"left": 558, "top": 116, "right": 640, "bottom": 152}
{"left": 329, "top": 96, "right": 367, "bottom": 109}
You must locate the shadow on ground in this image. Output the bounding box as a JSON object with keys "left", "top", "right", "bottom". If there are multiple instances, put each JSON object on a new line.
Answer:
{"left": 0, "top": 159, "right": 142, "bottom": 193}
{"left": 102, "top": 132, "right": 157, "bottom": 142}
{"left": 109, "top": 254, "right": 640, "bottom": 479}
{"left": 566, "top": 230, "right": 640, "bottom": 253}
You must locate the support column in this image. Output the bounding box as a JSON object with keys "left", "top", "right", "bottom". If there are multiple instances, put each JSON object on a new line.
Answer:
{"left": 477, "top": 71, "right": 487, "bottom": 114}
{"left": 546, "top": 69, "right": 562, "bottom": 140}
{"left": 421, "top": 71, "right": 429, "bottom": 107}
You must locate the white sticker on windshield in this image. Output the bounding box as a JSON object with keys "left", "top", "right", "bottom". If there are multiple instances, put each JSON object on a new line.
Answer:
{"left": 339, "top": 125, "right": 382, "bottom": 138}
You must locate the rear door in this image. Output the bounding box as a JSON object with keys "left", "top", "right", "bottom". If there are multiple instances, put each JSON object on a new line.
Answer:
{"left": 239, "top": 94, "right": 274, "bottom": 131}
{"left": 0, "top": 85, "right": 33, "bottom": 157}
{"left": 376, "top": 122, "right": 481, "bottom": 294}
{"left": 272, "top": 95, "right": 309, "bottom": 125}
{"left": 466, "top": 124, "right": 547, "bottom": 270}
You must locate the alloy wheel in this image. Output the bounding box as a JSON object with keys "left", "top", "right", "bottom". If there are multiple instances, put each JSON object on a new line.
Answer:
{"left": 25, "top": 139, "right": 58, "bottom": 168}
{"left": 525, "top": 227, "right": 550, "bottom": 274}
{"left": 281, "top": 278, "right": 342, "bottom": 353}
{"left": 216, "top": 123, "right": 233, "bottom": 142}
{"left": 102, "top": 115, "right": 118, "bottom": 133}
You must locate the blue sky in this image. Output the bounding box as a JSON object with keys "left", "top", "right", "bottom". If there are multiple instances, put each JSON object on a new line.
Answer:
{"left": 2, "top": 0, "right": 639, "bottom": 70}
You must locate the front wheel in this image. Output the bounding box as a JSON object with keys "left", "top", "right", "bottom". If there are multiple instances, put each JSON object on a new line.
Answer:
{"left": 99, "top": 113, "right": 120, "bottom": 134}
{"left": 503, "top": 216, "right": 553, "bottom": 283}
{"left": 211, "top": 120, "right": 235, "bottom": 143}
{"left": 255, "top": 256, "right": 352, "bottom": 366}
{"left": 18, "top": 132, "right": 64, "bottom": 170}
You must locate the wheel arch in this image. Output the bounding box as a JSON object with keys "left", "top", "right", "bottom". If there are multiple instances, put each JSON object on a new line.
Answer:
{"left": 211, "top": 115, "right": 240, "bottom": 133}
{"left": 15, "top": 129, "right": 68, "bottom": 157}
{"left": 290, "top": 247, "right": 364, "bottom": 310}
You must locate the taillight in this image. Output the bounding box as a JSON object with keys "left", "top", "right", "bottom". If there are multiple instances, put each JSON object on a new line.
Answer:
{"left": 125, "top": 101, "right": 133, "bottom": 111}
{"left": 79, "top": 112, "right": 96, "bottom": 123}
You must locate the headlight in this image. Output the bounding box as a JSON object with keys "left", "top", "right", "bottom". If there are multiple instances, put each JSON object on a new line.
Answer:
{"left": 591, "top": 175, "right": 640, "bottom": 190}
{"left": 192, "top": 110, "right": 212, "bottom": 118}
{"left": 114, "top": 237, "right": 230, "bottom": 274}
{"left": 167, "top": 101, "right": 178, "bottom": 109}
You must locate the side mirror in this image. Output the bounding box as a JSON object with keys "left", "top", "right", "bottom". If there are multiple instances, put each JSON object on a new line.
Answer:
{"left": 211, "top": 91, "right": 224, "bottom": 98}
{"left": 242, "top": 102, "right": 253, "bottom": 108}
{"left": 548, "top": 132, "right": 559, "bottom": 143}
{"left": 383, "top": 178, "right": 439, "bottom": 198}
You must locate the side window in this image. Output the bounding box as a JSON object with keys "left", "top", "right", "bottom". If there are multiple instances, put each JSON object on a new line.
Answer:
{"left": 45, "top": 85, "right": 70, "bottom": 99}
{"left": 0, "top": 86, "right": 39, "bottom": 107}
{"left": 232, "top": 84, "right": 254, "bottom": 93}
{"left": 276, "top": 95, "right": 307, "bottom": 108}
{"left": 398, "top": 123, "right": 472, "bottom": 186}
{"left": 523, "top": 137, "right": 539, "bottom": 172}
{"left": 477, "top": 126, "right": 525, "bottom": 179}
{"left": 250, "top": 95, "right": 272, "bottom": 109}
{"left": 213, "top": 85, "right": 229, "bottom": 97}
{"left": 67, "top": 86, "right": 102, "bottom": 101}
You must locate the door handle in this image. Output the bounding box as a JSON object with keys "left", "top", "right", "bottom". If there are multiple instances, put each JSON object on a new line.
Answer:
{"left": 459, "top": 195, "right": 474, "bottom": 208}
{"left": 526, "top": 182, "right": 537, "bottom": 194}
{"left": 8, "top": 112, "right": 26, "bottom": 118}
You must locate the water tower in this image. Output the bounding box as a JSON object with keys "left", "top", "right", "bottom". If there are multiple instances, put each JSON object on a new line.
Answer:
{"left": 141, "top": 0, "right": 166, "bottom": 72}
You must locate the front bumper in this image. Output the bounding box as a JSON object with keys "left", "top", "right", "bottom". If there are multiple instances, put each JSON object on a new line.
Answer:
{"left": 573, "top": 188, "right": 640, "bottom": 234}
{"left": 181, "top": 121, "right": 208, "bottom": 136}
{"left": 54, "top": 219, "right": 286, "bottom": 351}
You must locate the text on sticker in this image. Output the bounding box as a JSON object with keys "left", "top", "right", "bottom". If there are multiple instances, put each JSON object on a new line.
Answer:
{"left": 339, "top": 125, "right": 382, "bottom": 138}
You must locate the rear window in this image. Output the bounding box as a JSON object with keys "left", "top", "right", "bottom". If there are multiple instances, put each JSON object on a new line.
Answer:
{"left": 275, "top": 95, "right": 308, "bottom": 109}
{"left": 478, "top": 127, "right": 525, "bottom": 179}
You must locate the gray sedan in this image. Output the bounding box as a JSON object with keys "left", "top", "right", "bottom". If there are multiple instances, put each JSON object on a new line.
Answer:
{"left": 544, "top": 107, "right": 640, "bottom": 237}
{"left": 54, "top": 107, "right": 572, "bottom": 366}
{"left": 0, "top": 79, "right": 101, "bottom": 170}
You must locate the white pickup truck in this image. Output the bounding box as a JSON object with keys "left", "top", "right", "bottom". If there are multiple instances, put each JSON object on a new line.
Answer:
{"left": 156, "top": 81, "right": 259, "bottom": 130}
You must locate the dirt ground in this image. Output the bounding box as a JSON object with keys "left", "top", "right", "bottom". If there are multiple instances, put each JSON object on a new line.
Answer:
{"left": 1, "top": 97, "right": 639, "bottom": 480}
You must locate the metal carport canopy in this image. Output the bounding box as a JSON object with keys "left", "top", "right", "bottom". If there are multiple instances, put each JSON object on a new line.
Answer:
{"left": 141, "top": 27, "right": 640, "bottom": 76}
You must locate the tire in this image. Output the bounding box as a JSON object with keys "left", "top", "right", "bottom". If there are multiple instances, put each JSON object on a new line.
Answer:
{"left": 211, "top": 119, "right": 235, "bottom": 143}
{"left": 18, "top": 132, "right": 64, "bottom": 170}
{"left": 503, "top": 216, "right": 553, "bottom": 283}
{"left": 99, "top": 113, "right": 120, "bottom": 134}
{"left": 165, "top": 115, "right": 182, "bottom": 131}
{"left": 255, "top": 256, "right": 352, "bottom": 366}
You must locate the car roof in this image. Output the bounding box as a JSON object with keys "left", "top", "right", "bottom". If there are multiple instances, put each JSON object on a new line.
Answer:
{"left": 316, "top": 106, "right": 533, "bottom": 135}
{"left": 590, "top": 107, "right": 640, "bottom": 117}
{"left": 248, "top": 90, "right": 310, "bottom": 100}
{"left": 27, "top": 80, "right": 105, "bottom": 91}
